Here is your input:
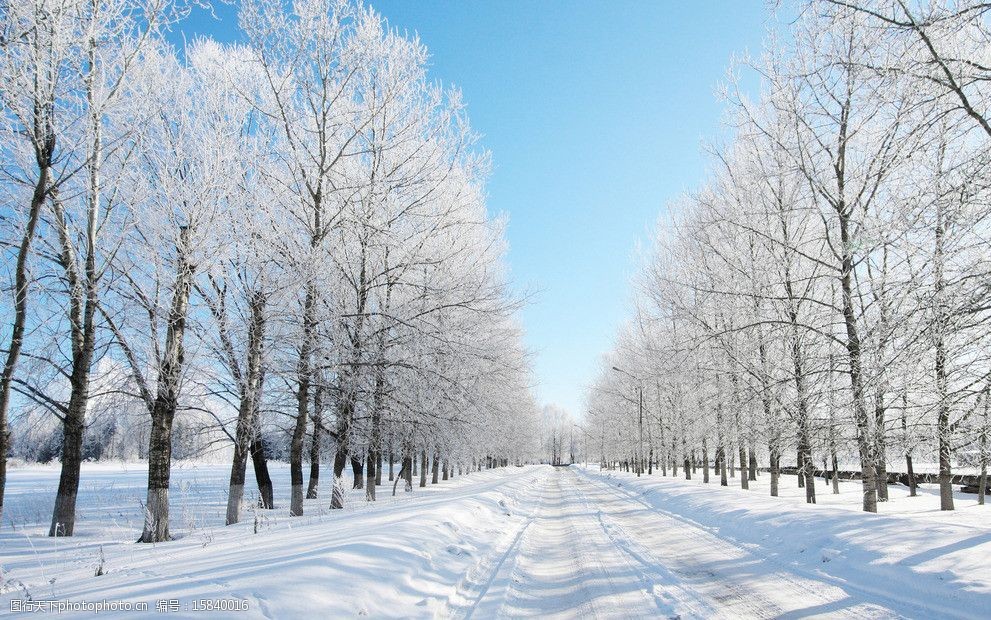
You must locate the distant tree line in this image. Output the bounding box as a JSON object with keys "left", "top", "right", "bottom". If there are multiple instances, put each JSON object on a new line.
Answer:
{"left": 0, "top": 0, "right": 541, "bottom": 541}
{"left": 589, "top": 0, "right": 991, "bottom": 511}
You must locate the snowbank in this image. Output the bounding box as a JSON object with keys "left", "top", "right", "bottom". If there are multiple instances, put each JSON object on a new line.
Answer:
{"left": 578, "top": 465, "right": 991, "bottom": 617}
{"left": 1, "top": 462, "right": 545, "bottom": 618}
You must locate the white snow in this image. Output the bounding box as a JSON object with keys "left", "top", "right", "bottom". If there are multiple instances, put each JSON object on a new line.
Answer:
{"left": 2, "top": 462, "right": 989, "bottom": 618}
{"left": 574, "top": 466, "right": 991, "bottom": 619}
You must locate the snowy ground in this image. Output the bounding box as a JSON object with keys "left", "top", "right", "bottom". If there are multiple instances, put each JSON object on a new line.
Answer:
{"left": 2, "top": 462, "right": 990, "bottom": 618}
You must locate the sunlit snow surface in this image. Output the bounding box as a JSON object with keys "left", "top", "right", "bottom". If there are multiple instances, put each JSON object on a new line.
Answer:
{"left": 2, "top": 462, "right": 989, "bottom": 618}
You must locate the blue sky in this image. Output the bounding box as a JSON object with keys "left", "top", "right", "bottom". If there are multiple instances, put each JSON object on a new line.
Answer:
{"left": 175, "top": 1, "right": 768, "bottom": 418}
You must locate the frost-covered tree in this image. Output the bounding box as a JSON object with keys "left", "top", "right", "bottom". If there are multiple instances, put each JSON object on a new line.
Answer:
{"left": 2, "top": 0, "right": 541, "bottom": 540}
{"left": 592, "top": 0, "right": 991, "bottom": 515}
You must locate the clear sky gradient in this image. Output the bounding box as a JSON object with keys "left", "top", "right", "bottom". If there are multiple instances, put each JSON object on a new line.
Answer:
{"left": 175, "top": 1, "right": 769, "bottom": 418}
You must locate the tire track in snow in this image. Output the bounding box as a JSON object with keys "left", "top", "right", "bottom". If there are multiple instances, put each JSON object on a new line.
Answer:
{"left": 577, "top": 474, "right": 798, "bottom": 619}
{"left": 576, "top": 469, "right": 958, "bottom": 619}
{"left": 443, "top": 467, "right": 549, "bottom": 619}
{"left": 499, "top": 472, "right": 598, "bottom": 619}
{"left": 464, "top": 467, "right": 661, "bottom": 619}
{"left": 568, "top": 470, "right": 716, "bottom": 619}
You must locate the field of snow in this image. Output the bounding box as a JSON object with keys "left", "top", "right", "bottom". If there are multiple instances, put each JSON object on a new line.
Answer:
{"left": 1, "top": 461, "right": 990, "bottom": 618}
{"left": 1, "top": 461, "right": 547, "bottom": 617}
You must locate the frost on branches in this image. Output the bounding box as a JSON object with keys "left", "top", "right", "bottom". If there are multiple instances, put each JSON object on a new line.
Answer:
{"left": 587, "top": 0, "right": 991, "bottom": 514}
{"left": 0, "top": 0, "right": 541, "bottom": 541}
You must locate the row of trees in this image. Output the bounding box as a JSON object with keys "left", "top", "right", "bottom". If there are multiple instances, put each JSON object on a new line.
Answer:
{"left": 588, "top": 0, "right": 991, "bottom": 512}
{"left": 540, "top": 404, "right": 579, "bottom": 466}
{"left": 0, "top": 0, "right": 540, "bottom": 542}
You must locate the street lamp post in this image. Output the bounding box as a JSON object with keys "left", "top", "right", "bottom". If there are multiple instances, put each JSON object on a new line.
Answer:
{"left": 612, "top": 366, "right": 644, "bottom": 477}
{"left": 570, "top": 422, "right": 575, "bottom": 464}
{"left": 572, "top": 422, "right": 591, "bottom": 469}
{"left": 638, "top": 382, "right": 644, "bottom": 475}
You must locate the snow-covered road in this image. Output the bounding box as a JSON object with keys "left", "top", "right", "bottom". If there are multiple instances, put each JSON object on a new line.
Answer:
{"left": 4, "top": 462, "right": 989, "bottom": 618}
{"left": 452, "top": 467, "right": 911, "bottom": 619}
{"left": 452, "top": 468, "right": 659, "bottom": 618}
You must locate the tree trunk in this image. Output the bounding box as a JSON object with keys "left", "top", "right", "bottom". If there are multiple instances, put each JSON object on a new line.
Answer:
{"left": 290, "top": 282, "right": 317, "bottom": 516}
{"left": 875, "top": 394, "right": 889, "bottom": 502}
{"left": 671, "top": 435, "right": 678, "bottom": 477}
{"left": 139, "top": 227, "right": 194, "bottom": 543}
{"left": 226, "top": 405, "right": 253, "bottom": 524}
{"left": 659, "top": 435, "right": 667, "bottom": 476}
{"left": 330, "top": 391, "right": 354, "bottom": 508}
{"left": 306, "top": 384, "right": 323, "bottom": 499}
{"left": 979, "top": 392, "right": 988, "bottom": 505}
{"left": 48, "top": 205, "right": 95, "bottom": 538}
{"left": 405, "top": 452, "right": 414, "bottom": 489}
{"left": 392, "top": 446, "right": 414, "bottom": 496}
{"left": 769, "top": 444, "right": 780, "bottom": 497}
{"left": 935, "top": 312, "right": 954, "bottom": 509}
{"left": 431, "top": 451, "right": 439, "bottom": 484}
{"left": 419, "top": 449, "right": 428, "bottom": 488}
{"left": 794, "top": 339, "right": 816, "bottom": 503}
{"left": 367, "top": 355, "right": 385, "bottom": 500}
{"left": 793, "top": 315, "right": 813, "bottom": 502}
{"left": 757, "top": 335, "right": 775, "bottom": 491}
{"left": 366, "top": 451, "right": 377, "bottom": 501}
{"left": 938, "top": 422, "right": 954, "bottom": 511}
{"left": 978, "top": 428, "right": 987, "bottom": 506}
{"left": 798, "top": 450, "right": 805, "bottom": 488}
{"left": 839, "top": 213, "right": 878, "bottom": 513}
{"left": 730, "top": 384, "right": 747, "bottom": 490}
{"left": 227, "top": 295, "right": 266, "bottom": 525}
{"left": 49, "top": 400, "right": 84, "bottom": 537}
{"left": 392, "top": 459, "right": 406, "bottom": 496}
{"left": 738, "top": 442, "right": 748, "bottom": 490}
{"left": 801, "top": 443, "right": 816, "bottom": 504}
{"left": 331, "top": 446, "right": 348, "bottom": 509}
{"left": 351, "top": 455, "right": 364, "bottom": 489}
{"left": 905, "top": 453, "right": 917, "bottom": 497}
{"left": 48, "top": 61, "right": 109, "bottom": 535}
{"left": 832, "top": 452, "right": 841, "bottom": 495}
{"left": 48, "top": 193, "right": 99, "bottom": 537}
{"left": 702, "top": 437, "right": 710, "bottom": 483}
{"left": 140, "top": 413, "right": 175, "bottom": 543}
{"left": 715, "top": 391, "right": 727, "bottom": 486}
{"left": 400, "top": 441, "right": 413, "bottom": 493}
{"left": 226, "top": 430, "right": 250, "bottom": 526}
{"left": 250, "top": 436, "right": 274, "bottom": 508}
{"left": 900, "top": 397, "right": 916, "bottom": 498}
